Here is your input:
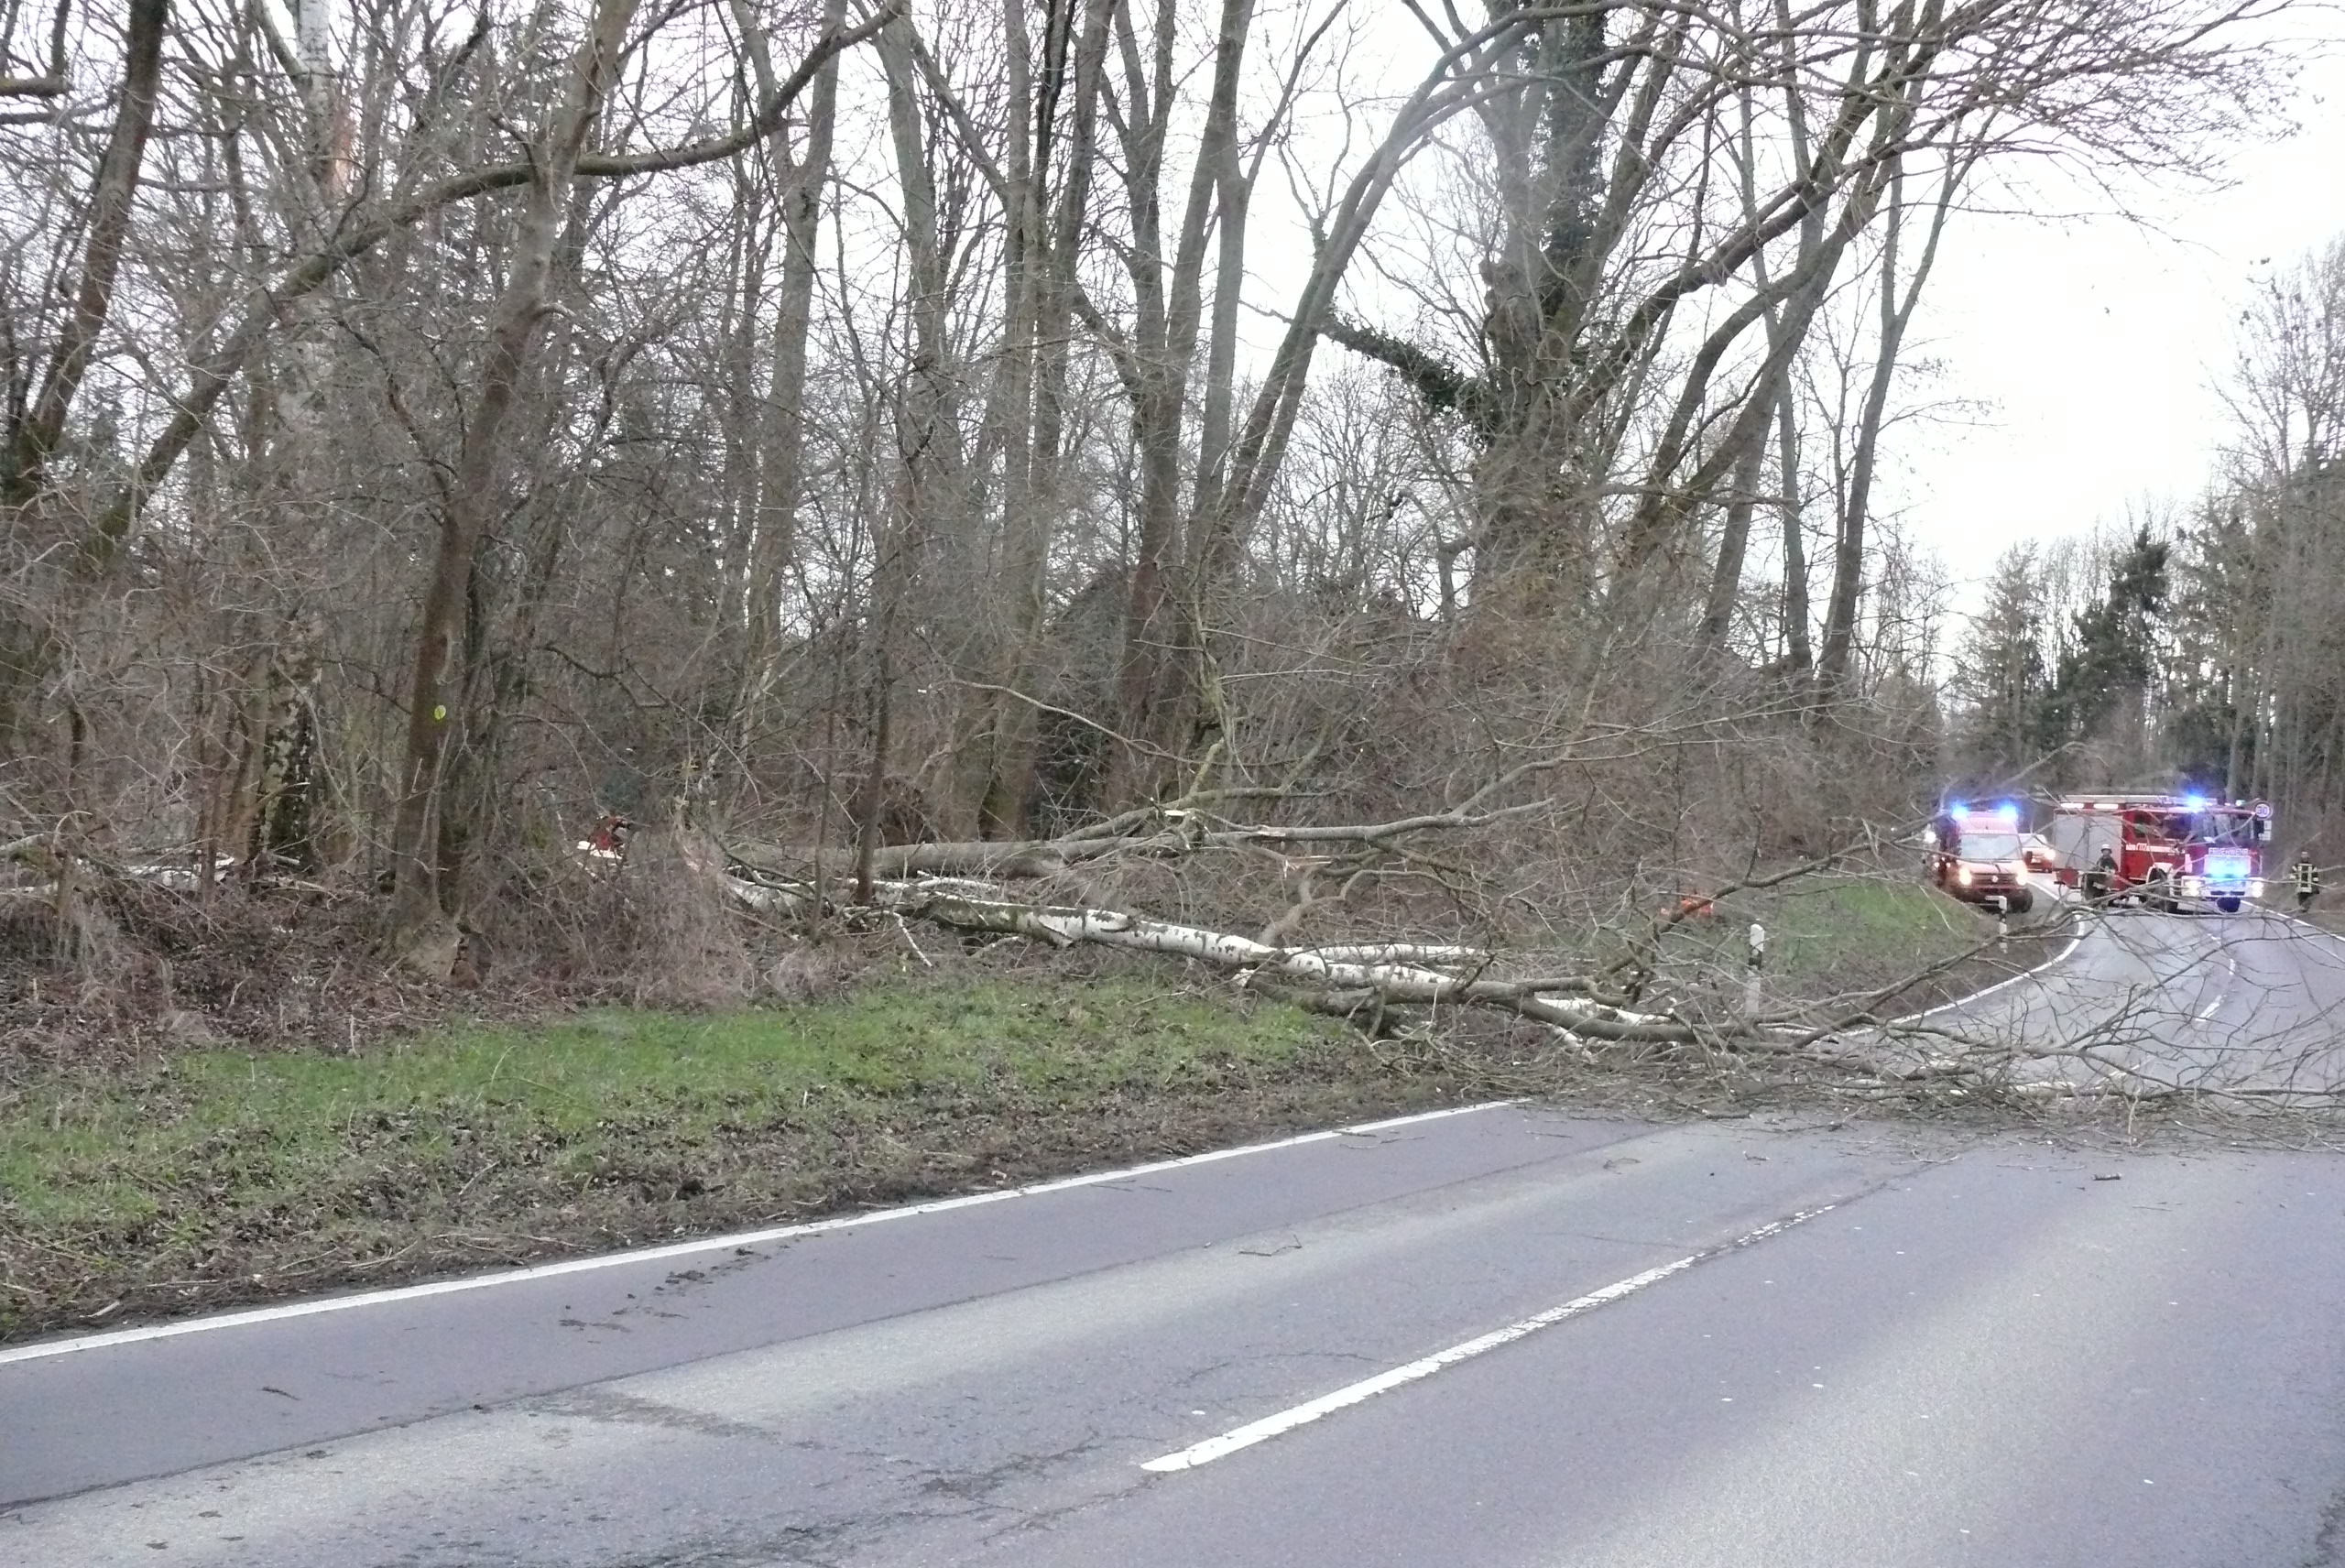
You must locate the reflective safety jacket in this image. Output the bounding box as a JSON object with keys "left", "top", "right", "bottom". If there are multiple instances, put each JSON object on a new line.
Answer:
{"left": 2296, "top": 861, "right": 2321, "bottom": 895}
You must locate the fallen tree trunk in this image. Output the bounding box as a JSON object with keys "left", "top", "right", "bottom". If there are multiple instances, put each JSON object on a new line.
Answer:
{"left": 710, "top": 847, "right": 2097, "bottom": 1092}
{"left": 902, "top": 891, "right": 1707, "bottom": 1041}
{"left": 724, "top": 800, "right": 1556, "bottom": 883}
{"left": 715, "top": 860, "right": 1722, "bottom": 1044}
{"left": 729, "top": 839, "right": 1097, "bottom": 880}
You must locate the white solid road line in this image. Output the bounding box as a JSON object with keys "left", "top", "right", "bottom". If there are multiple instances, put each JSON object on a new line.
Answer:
{"left": 1890, "top": 920, "right": 2086, "bottom": 1026}
{"left": 1139, "top": 1203, "right": 1837, "bottom": 1475}
{"left": 0, "top": 1100, "right": 1519, "bottom": 1369}
{"left": 2282, "top": 909, "right": 2345, "bottom": 946}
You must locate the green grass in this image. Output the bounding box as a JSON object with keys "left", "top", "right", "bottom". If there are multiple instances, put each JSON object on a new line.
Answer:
{"left": 1645, "top": 873, "right": 1995, "bottom": 1006}
{"left": 1762, "top": 878, "right": 1984, "bottom": 992}
{"left": 0, "top": 981, "right": 1330, "bottom": 1227}
{"left": 0, "top": 978, "right": 1406, "bottom": 1338}
{"left": 0, "top": 887, "right": 2035, "bottom": 1339}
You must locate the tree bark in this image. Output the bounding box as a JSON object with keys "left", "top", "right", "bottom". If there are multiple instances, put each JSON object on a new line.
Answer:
{"left": 1819, "top": 143, "right": 1967, "bottom": 694}
{"left": 1777, "top": 382, "right": 1814, "bottom": 675}
{"left": 855, "top": 14, "right": 959, "bottom": 890}
{"left": 961, "top": 0, "right": 1111, "bottom": 839}
{"left": 3, "top": 0, "right": 169, "bottom": 506}
{"left": 1700, "top": 430, "right": 1771, "bottom": 652}
{"left": 1103, "top": 0, "right": 1255, "bottom": 806}
{"left": 387, "top": 0, "right": 638, "bottom": 973}
{"left": 729, "top": 0, "right": 846, "bottom": 761}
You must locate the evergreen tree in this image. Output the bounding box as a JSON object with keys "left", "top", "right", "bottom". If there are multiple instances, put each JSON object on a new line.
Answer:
{"left": 2159, "top": 502, "right": 2262, "bottom": 793}
{"left": 1947, "top": 545, "right": 2051, "bottom": 783}
{"left": 2044, "top": 527, "right": 2170, "bottom": 764}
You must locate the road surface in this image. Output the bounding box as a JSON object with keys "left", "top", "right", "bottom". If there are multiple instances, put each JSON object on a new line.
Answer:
{"left": 1901, "top": 897, "right": 2345, "bottom": 1099}
{"left": 5, "top": 917, "right": 2343, "bottom": 1566}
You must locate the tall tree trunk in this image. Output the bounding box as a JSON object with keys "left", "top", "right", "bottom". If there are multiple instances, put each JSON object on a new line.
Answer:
{"left": 854, "top": 12, "right": 956, "bottom": 877}
{"left": 1699, "top": 429, "right": 1771, "bottom": 652}
{"left": 1105, "top": 0, "right": 1253, "bottom": 806}
{"left": 247, "top": 0, "right": 353, "bottom": 881}
{"left": 0, "top": 0, "right": 169, "bottom": 781}
{"left": 1818, "top": 140, "right": 1965, "bottom": 694}
{"left": 945, "top": 0, "right": 1039, "bottom": 838}
{"left": 730, "top": 0, "right": 845, "bottom": 766}
{"left": 3, "top": 0, "right": 169, "bottom": 505}
{"left": 1702, "top": 70, "right": 1827, "bottom": 661}
{"left": 968, "top": 0, "right": 1044, "bottom": 839}
{"left": 1816, "top": 190, "right": 1901, "bottom": 696}
{"left": 1776, "top": 387, "right": 1813, "bottom": 675}
{"left": 387, "top": 0, "right": 638, "bottom": 974}
{"left": 974, "top": 0, "right": 1113, "bottom": 835}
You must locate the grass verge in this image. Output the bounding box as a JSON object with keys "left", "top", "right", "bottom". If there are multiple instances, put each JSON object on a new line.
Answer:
{"left": 1652, "top": 871, "right": 2070, "bottom": 1020}
{"left": 1769, "top": 878, "right": 2040, "bottom": 1001}
{"left": 0, "top": 976, "right": 1489, "bottom": 1343}
{"left": 0, "top": 876, "right": 2079, "bottom": 1343}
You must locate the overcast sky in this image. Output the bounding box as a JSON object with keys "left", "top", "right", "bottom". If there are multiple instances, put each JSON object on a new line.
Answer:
{"left": 1883, "top": 32, "right": 2345, "bottom": 604}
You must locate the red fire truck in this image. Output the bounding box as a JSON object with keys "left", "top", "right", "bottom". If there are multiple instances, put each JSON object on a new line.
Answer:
{"left": 2045, "top": 793, "right": 2272, "bottom": 912}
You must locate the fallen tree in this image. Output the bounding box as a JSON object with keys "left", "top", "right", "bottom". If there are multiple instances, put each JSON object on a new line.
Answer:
{"left": 724, "top": 798, "right": 1561, "bottom": 883}
{"left": 21, "top": 804, "right": 2323, "bottom": 1116}
{"left": 704, "top": 814, "right": 2345, "bottom": 1116}
{"left": 706, "top": 835, "right": 2023, "bottom": 1068}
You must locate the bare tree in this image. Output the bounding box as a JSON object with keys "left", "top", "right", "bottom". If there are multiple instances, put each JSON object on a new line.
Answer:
{"left": 1816, "top": 141, "right": 1972, "bottom": 695}
{"left": 0, "top": 0, "right": 2289, "bottom": 1017}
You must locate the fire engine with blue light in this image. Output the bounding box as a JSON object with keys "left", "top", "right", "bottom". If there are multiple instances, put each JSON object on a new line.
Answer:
{"left": 2045, "top": 792, "right": 2270, "bottom": 913}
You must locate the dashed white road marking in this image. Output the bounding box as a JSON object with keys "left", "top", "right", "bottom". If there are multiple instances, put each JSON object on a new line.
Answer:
{"left": 0, "top": 1100, "right": 1520, "bottom": 1368}
{"left": 1139, "top": 1203, "right": 1837, "bottom": 1474}
{"left": 2195, "top": 953, "right": 2239, "bottom": 1022}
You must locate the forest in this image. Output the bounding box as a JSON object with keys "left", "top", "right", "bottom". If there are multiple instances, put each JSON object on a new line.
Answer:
{"left": 1945, "top": 237, "right": 2345, "bottom": 849}
{"left": 0, "top": 0, "right": 2296, "bottom": 1029}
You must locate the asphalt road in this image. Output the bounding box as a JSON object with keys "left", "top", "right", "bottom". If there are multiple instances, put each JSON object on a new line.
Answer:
{"left": 1902, "top": 894, "right": 2345, "bottom": 1099}
{"left": 5, "top": 916, "right": 2344, "bottom": 1567}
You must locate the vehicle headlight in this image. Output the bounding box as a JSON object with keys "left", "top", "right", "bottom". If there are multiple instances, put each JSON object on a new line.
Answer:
{"left": 1958, "top": 866, "right": 1972, "bottom": 885}
{"left": 2250, "top": 878, "right": 2266, "bottom": 898}
{"left": 2182, "top": 877, "right": 2204, "bottom": 895}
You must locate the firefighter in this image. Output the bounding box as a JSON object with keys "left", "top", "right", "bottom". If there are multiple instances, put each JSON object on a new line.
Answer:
{"left": 2296, "top": 849, "right": 2321, "bottom": 912}
{"left": 2087, "top": 844, "right": 2116, "bottom": 901}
